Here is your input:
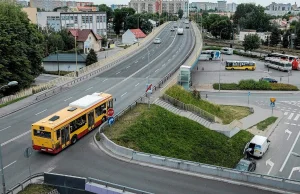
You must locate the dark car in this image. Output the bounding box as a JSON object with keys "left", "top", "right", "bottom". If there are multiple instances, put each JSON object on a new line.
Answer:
{"left": 259, "top": 77, "right": 278, "bottom": 83}
{"left": 235, "top": 158, "right": 256, "bottom": 172}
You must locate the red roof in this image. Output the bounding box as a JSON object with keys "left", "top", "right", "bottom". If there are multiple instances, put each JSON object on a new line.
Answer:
{"left": 69, "top": 29, "right": 102, "bottom": 42}
{"left": 130, "top": 29, "right": 146, "bottom": 38}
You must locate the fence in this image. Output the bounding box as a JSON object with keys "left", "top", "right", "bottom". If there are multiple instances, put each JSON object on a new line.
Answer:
{"left": 161, "top": 94, "right": 217, "bottom": 123}
{"left": 0, "top": 22, "right": 170, "bottom": 106}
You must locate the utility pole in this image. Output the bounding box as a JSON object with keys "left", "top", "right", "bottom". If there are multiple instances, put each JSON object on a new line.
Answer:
{"left": 56, "top": 47, "right": 60, "bottom": 76}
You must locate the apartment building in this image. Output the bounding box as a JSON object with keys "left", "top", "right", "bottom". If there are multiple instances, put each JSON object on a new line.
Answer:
{"left": 217, "top": 1, "right": 226, "bottom": 12}
{"left": 190, "top": 2, "right": 217, "bottom": 11}
{"left": 76, "top": 2, "right": 93, "bottom": 7}
{"left": 111, "top": 4, "right": 128, "bottom": 10}
{"left": 226, "top": 3, "right": 237, "bottom": 12}
{"left": 30, "top": 0, "right": 76, "bottom": 11}
{"left": 265, "top": 2, "right": 292, "bottom": 16}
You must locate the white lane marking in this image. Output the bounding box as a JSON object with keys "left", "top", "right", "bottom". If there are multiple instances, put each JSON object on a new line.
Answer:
{"left": 64, "top": 97, "right": 73, "bottom": 102}
{"left": 0, "top": 161, "right": 17, "bottom": 171}
{"left": 284, "top": 112, "right": 289, "bottom": 116}
{"left": 126, "top": 66, "right": 131, "bottom": 69}
{"left": 288, "top": 113, "right": 294, "bottom": 120}
{"left": 116, "top": 71, "right": 121, "bottom": 75}
{"left": 294, "top": 109, "right": 298, "bottom": 111}
{"left": 155, "top": 69, "right": 159, "bottom": 73}
{"left": 135, "top": 83, "right": 140, "bottom": 87}
{"left": 288, "top": 167, "right": 300, "bottom": 179}
{"left": 146, "top": 76, "right": 149, "bottom": 79}
{"left": 142, "top": 56, "right": 145, "bottom": 59}
{"left": 284, "top": 122, "right": 290, "bottom": 125}
{"left": 1, "top": 130, "right": 31, "bottom": 147}
{"left": 35, "top": 109, "right": 47, "bottom": 116}
{"left": 294, "top": 114, "right": 300, "bottom": 121}
{"left": 0, "top": 126, "right": 11, "bottom": 132}
{"left": 135, "top": 61, "right": 138, "bottom": 63}
{"left": 168, "top": 59, "right": 170, "bottom": 62}
{"left": 103, "top": 79, "right": 108, "bottom": 82}
{"left": 46, "top": 166, "right": 55, "bottom": 173}
{"left": 121, "top": 92, "right": 127, "bottom": 98}
{"left": 280, "top": 131, "right": 300, "bottom": 172}
{"left": 285, "top": 129, "right": 292, "bottom": 140}
{"left": 85, "top": 87, "right": 93, "bottom": 91}
{"left": 266, "top": 158, "right": 274, "bottom": 175}
{"left": 291, "top": 123, "right": 296, "bottom": 126}
{"left": 162, "top": 63, "right": 166, "bottom": 67}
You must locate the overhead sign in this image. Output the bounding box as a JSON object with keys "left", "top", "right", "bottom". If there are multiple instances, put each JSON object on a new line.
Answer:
{"left": 146, "top": 84, "right": 152, "bottom": 94}
{"left": 108, "top": 117, "right": 115, "bottom": 126}
{"left": 107, "top": 108, "right": 114, "bottom": 117}
{"left": 270, "top": 98, "right": 276, "bottom": 103}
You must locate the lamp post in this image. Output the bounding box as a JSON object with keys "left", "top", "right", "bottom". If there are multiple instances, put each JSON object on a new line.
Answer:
{"left": 0, "top": 81, "right": 18, "bottom": 194}
{"left": 146, "top": 47, "right": 151, "bottom": 109}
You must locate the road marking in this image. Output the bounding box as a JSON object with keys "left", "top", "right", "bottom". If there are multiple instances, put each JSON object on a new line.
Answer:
{"left": 116, "top": 71, "right": 121, "bottom": 75}
{"left": 162, "top": 64, "right": 166, "bottom": 67}
{"left": 280, "top": 131, "right": 300, "bottom": 172}
{"left": 284, "top": 112, "right": 289, "bottom": 116}
{"left": 35, "top": 109, "right": 47, "bottom": 116}
{"left": 85, "top": 87, "right": 93, "bottom": 91}
{"left": 102, "top": 79, "right": 108, "bottom": 82}
{"left": 294, "top": 114, "right": 300, "bottom": 121}
{"left": 146, "top": 76, "right": 149, "bottom": 79}
{"left": 0, "top": 161, "right": 17, "bottom": 171}
{"left": 168, "top": 59, "right": 170, "bottom": 62}
{"left": 135, "top": 61, "right": 138, "bottom": 63}
{"left": 135, "top": 83, "right": 139, "bottom": 87}
{"left": 1, "top": 130, "right": 31, "bottom": 146}
{"left": 142, "top": 56, "right": 145, "bottom": 59}
{"left": 0, "top": 126, "right": 11, "bottom": 132}
{"left": 266, "top": 158, "right": 274, "bottom": 175}
{"left": 285, "top": 129, "right": 292, "bottom": 140}
{"left": 121, "top": 92, "right": 127, "bottom": 98}
{"left": 284, "top": 122, "right": 290, "bottom": 125}
{"left": 288, "top": 113, "right": 294, "bottom": 120}
{"left": 155, "top": 69, "right": 159, "bottom": 73}
{"left": 291, "top": 123, "right": 296, "bottom": 126}
{"left": 46, "top": 166, "right": 55, "bottom": 173}
{"left": 126, "top": 66, "right": 131, "bottom": 69}
{"left": 64, "top": 97, "right": 73, "bottom": 102}
{"left": 288, "top": 167, "right": 300, "bottom": 179}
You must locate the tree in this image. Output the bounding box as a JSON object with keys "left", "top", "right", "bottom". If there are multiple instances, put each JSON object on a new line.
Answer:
{"left": 125, "top": 14, "right": 153, "bottom": 34}
{"left": 178, "top": 9, "right": 183, "bottom": 19}
{"left": 210, "top": 19, "right": 233, "bottom": 39}
{"left": 282, "top": 31, "right": 290, "bottom": 48}
{"left": 294, "top": 29, "right": 300, "bottom": 49}
{"left": 97, "top": 4, "right": 114, "bottom": 23}
{"left": 270, "top": 27, "right": 281, "bottom": 47}
{"left": 243, "top": 34, "right": 260, "bottom": 51}
{"left": 0, "top": 2, "right": 44, "bottom": 96}
{"left": 86, "top": 49, "right": 98, "bottom": 66}
{"left": 59, "top": 29, "right": 75, "bottom": 51}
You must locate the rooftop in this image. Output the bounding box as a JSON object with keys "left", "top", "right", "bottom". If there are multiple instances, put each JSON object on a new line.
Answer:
{"left": 69, "top": 29, "right": 102, "bottom": 42}
{"left": 129, "top": 29, "right": 147, "bottom": 38}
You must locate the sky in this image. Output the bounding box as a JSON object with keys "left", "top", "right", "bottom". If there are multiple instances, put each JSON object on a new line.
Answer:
{"left": 78, "top": 0, "right": 298, "bottom": 7}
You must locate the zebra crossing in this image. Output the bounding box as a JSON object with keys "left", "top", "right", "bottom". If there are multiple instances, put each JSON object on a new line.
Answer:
{"left": 278, "top": 101, "right": 300, "bottom": 126}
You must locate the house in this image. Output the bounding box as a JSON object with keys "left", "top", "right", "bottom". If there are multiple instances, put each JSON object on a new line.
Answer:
{"left": 42, "top": 53, "right": 87, "bottom": 72}
{"left": 69, "top": 29, "right": 102, "bottom": 54}
{"left": 238, "top": 30, "right": 271, "bottom": 42}
{"left": 122, "top": 29, "right": 146, "bottom": 45}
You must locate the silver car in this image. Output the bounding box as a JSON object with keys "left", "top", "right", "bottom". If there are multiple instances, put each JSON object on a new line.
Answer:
{"left": 153, "top": 38, "right": 161, "bottom": 44}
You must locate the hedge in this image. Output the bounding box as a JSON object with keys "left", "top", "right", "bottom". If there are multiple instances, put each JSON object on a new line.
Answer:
{"left": 213, "top": 79, "right": 299, "bottom": 91}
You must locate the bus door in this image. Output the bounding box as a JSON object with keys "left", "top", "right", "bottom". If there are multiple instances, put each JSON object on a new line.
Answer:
{"left": 61, "top": 125, "right": 70, "bottom": 149}
{"left": 88, "top": 111, "right": 95, "bottom": 131}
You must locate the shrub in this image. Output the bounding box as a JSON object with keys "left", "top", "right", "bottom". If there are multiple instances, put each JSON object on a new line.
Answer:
{"left": 270, "top": 83, "right": 299, "bottom": 91}
{"left": 213, "top": 83, "right": 238, "bottom": 90}
{"left": 238, "top": 79, "right": 271, "bottom": 90}
{"left": 203, "top": 46, "right": 222, "bottom": 51}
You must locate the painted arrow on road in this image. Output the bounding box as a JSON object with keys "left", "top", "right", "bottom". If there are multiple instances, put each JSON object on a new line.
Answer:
{"left": 285, "top": 129, "right": 292, "bottom": 140}
{"left": 266, "top": 158, "right": 274, "bottom": 175}
{"left": 288, "top": 166, "right": 300, "bottom": 179}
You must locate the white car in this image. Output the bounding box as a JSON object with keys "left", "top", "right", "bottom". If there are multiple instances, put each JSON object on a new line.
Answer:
{"left": 153, "top": 38, "right": 161, "bottom": 44}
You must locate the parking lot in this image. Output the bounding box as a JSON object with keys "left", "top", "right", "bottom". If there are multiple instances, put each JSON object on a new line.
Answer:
{"left": 192, "top": 54, "right": 300, "bottom": 89}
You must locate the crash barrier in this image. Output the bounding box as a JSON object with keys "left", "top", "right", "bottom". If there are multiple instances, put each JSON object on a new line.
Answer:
{"left": 6, "top": 173, "right": 44, "bottom": 194}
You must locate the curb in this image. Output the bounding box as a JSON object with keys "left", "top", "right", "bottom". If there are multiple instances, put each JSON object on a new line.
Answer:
{"left": 266, "top": 113, "right": 284, "bottom": 138}
{"left": 93, "top": 134, "right": 296, "bottom": 194}
{"left": 199, "top": 89, "right": 300, "bottom": 94}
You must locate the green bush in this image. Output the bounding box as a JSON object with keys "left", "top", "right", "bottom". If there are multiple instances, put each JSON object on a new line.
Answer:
{"left": 270, "top": 83, "right": 299, "bottom": 91}
{"left": 238, "top": 79, "right": 271, "bottom": 90}
{"left": 203, "top": 46, "right": 222, "bottom": 51}
{"left": 213, "top": 83, "right": 238, "bottom": 90}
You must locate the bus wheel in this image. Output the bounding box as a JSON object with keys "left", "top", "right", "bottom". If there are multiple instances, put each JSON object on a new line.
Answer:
{"left": 71, "top": 135, "right": 77, "bottom": 144}
{"left": 231, "top": 68, "right": 234, "bottom": 70}
{"left": 245, "top": 68, "right": 248, "bottom": 71}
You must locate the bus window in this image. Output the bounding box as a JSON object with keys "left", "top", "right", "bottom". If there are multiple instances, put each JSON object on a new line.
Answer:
{"left": 95, "top": 104, "right": 106, "bottom": 117}
{"left": 70, "top": 115, "right": 86, "bottom": 133}
{"left": 34, "top": 130, "right": 51, "bottom": 139}
{"left": 108, "top": 99, "right": 113, "bottom": 109}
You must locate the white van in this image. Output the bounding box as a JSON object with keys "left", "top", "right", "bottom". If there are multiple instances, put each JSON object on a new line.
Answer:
{"left": 177, "top": 28, "right": 184, "bottom": 35}
{"left": 244, "top": 135, "right": 270, "bottom": 158}
{"left": 221, "top": 47, "right": 233, "bottom": 55}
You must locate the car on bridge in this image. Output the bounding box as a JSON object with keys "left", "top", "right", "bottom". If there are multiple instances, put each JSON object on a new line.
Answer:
{"left": 170, "top": 27, "right": 175, "bottom": 31}
{"left": 177, "top": 28, "right": 184, "bottom": 35}
{"left": 235, "top": 158, "right": 256, "bottom": 172}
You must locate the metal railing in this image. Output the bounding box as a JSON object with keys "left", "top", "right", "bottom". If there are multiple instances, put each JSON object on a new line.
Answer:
{"left": 161, "top": 94, "right": 217, "bottom": 122}
{"left": 6, "top": 173, "right": 44, "bottom": 194}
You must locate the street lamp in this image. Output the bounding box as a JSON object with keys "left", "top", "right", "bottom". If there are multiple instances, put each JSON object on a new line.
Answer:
{"left": 0, "top": 81, "right": 18, "bottom": 194}
{"left": 146, "top": 47, "right": 151, "bottom": 109}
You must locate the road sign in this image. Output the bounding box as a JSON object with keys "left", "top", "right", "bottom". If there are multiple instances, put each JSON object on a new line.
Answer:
{"left": 270, "top": 102, "right": 275, "bottom": 107}
{"left": 108, "top": 117, "right": 115, "bottom": 125}
{"left": 248, "top": 92, "right": 251, "bottom": 96}
{"left": 270, "top": 98, "right": 276, "bottom": 103}
{"left": 146, "top": 84, "right": 152, "bottom": 93}
{"left": 24, "top": 147, "right": 33, "bottom": 158}
{"left": 107, "top": 108, "right": 114, "bottom": 117}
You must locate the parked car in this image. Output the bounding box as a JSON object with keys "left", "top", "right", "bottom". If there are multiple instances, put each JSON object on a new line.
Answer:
{"left": 235, "top": 158, "right": 256, "bottom": 172}
{"left": 259, "top": 77, "right": 278, "bottom": 83}
{"left": 153, "top": 38, "right": 161, "bottom": 44}
{"left": 185, "top": 25, "right": 189, "bottom": 29}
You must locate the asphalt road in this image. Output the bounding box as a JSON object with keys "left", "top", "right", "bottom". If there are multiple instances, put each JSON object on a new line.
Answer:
{"left": 201, "top": 91, "right": 300, "bottom": 181}
{"left": 0, "top": 22, "right": 287, "bottom": 194}
{"left": 192, "top": 54, "right": 300, "bottom": 89}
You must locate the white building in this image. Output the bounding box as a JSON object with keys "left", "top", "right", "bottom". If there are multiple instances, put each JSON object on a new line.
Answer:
{"left": 30, "top": 0, "right": 77, "bottom": 11}
{"left": 217, "top": 1, "right": 226, "bottom": 12}
{"left": 265, "top": 2, "right": 292, "bottom": 16}
{"left": 238, "top": 30, "right": 271, "bottom": 42}
{"left": 122, "top": 29, "right": 146, "bottom": 45}
{"left": 227, "top": 3, "right": 237, "bottom": 12}
{"left": 111, "top": 4, "right": 129, "bottom": 10}
{"left": 37, "top": 12, "right": 61, "bottom": 31}
{"left": 129, "top": 0, "right": 189, "bottom": 17}
{"left": 189, "top": 2, "right": 217, "bottom": 11}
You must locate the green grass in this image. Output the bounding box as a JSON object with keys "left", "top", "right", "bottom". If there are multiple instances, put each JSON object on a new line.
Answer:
{"left": 256, "top": 117, "right": 278, "bottom": 131}
{"left": 0, "top": 95, "right": 30, "bottom": 108}
{"left": 104, "top": 104, "right": 253, "bottom": 168}
{"left": 18, "top": 184, "right": 55, "bottom": 194}
{"left": 165, "top": 85, "right": 252, "bottom": 124}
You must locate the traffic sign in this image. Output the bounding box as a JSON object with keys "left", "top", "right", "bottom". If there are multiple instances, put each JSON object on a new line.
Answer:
{"left": 108, "top": 117, "right": 115, "bottom": 125}
{"left": 270, "top": 98, "right": 276, "bottom": 103}
{"left": 270, "top": 102, "right": 275, "bottom": 107}
{"left": 248, "top": 92, "right": 251, "bottom": 96}
{"left": 24, "top": 147, "right": 33, "bottom": 158}
{"left": 146, "top": 84, "right": 152, "bottom": 94}
{"left": 107, "top": 108, "right": 114, "bottom": 117}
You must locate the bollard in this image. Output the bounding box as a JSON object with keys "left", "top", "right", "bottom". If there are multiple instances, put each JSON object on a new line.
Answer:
{"left": 206, "top": 94, "right": 208, "bottom": 99}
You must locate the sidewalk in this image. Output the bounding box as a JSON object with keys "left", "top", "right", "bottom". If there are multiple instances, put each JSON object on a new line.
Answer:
{"left": 198, "top": 87, "right": 300, "bottom": 94}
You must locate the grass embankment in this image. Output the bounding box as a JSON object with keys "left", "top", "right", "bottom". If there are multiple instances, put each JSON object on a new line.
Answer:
{"left": 0, "top": 95, "right": 29, "bottom": 108}
{"left": 104, "top": 104, "right": 253, "bottom": 168}
{"left": 165, "top": 85, "right": 251, "bottom": 124}
{"left": 256, "top": 117, "right": 278, "bottom": 131}
{"left": 18, "top": 184, "right": 55, "bottom": 194}
{"left": 213, "top": 79, "right": 299, "bottom": 91}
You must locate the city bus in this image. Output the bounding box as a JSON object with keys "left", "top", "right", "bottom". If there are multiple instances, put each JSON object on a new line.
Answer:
{"left": 264, "top": 60, "right": 292, "bottom": 72}
{"left": 265, "top": 53, "right": 298, "bottom": 62}
{"left": 225, "top": 61, "right": 256, "bottom": 70}
{"left": 32, "top": 92, "right": 114, "bottom": 154}
{"left": 199, "top": 50, "right": 221, "bottom": 61}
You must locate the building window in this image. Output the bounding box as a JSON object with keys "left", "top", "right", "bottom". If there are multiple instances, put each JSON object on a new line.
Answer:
{"left": 82, "top": 16, "right": 93, "bottom": 23}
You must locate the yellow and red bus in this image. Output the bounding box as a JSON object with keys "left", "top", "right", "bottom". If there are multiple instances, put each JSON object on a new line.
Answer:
{"left": 31, "top": 92, "right": 114, "bottom": 154}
